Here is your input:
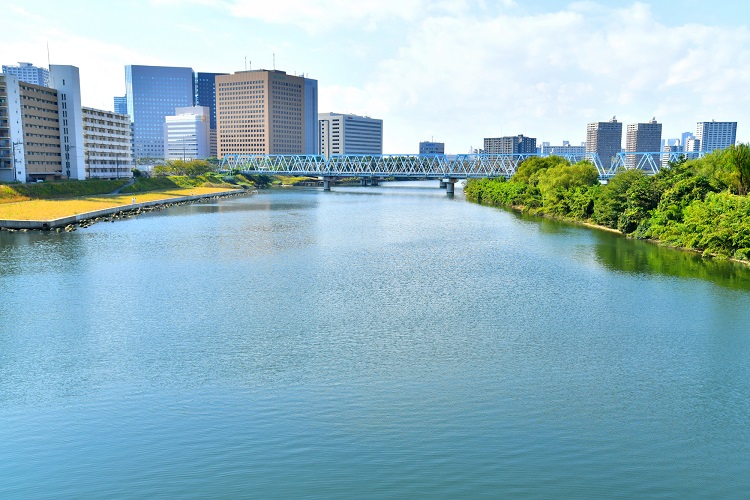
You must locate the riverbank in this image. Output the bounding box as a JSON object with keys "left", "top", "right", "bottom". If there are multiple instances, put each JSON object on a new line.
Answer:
{"left": 0, "top": 187, "right": 246, "bottom": 230}
{"left": 464, "top": 149, "right": 750, "bottom": 263}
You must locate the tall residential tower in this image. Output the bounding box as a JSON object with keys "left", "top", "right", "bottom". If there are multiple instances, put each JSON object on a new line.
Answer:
{"left": 696, "top": 121, "right": 737, "bottom": 152}
{"left": 625, "top": 117, "right": 662, "bottom": 168}
{"left": 586, "top": 117, "right": 622, "bottom": 166}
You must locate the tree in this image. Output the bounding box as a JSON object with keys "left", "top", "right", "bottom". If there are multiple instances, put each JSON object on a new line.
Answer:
{"left": 512, "top": 155, "right": 569, "bottom": 184}
{"left": 725, "top": 143, "right": 750, "bottom": 195}
{"left": 593, "top": 169, "right": 645, "bottom": 229}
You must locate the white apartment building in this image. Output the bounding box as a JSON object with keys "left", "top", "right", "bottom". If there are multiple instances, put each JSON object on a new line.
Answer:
{"left": 539, "top": 141, "right": 586, "bottom": 156}
{"left": 684, "top": 136, "right": 701, "bottom": 153}
{"left": 164, "top": 106, "right": 210, "bottom": 160}
{"left": 2, "top": 62, "right": 49, "bottom": 87}
{"left": 82, "top": 107, "right": 133, "bottom": 179}
{"left": 696, "top": 121, "right": 736, "bottom": 152}
{"left": 319, "top": 113, "right": 383, "bottom": 158}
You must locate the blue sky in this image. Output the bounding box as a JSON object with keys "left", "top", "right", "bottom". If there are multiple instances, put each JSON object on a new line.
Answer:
{"left": 3, "top": 0, "right": 750, "bottom": 153}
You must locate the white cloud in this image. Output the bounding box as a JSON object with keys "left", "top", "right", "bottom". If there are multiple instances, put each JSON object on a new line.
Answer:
{"left": 223, "top": 0, "right": 425, "bottom": 32}
{"left": 0, "top": 18, "right": 162, "bottom": 111}
{"left": 5, "top": 1, "right": 749, "bottom": 155}
{"left": 318, "top": 2, "right": 750, "bottom": 152}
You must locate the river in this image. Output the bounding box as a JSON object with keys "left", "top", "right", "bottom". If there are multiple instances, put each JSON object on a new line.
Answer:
{"left": 1, "top": 181, "right": 749, "bottom": 497}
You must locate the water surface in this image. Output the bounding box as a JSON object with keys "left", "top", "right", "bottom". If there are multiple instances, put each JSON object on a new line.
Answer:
{"left": 1, "top": 182, "right": 749, "bottom": 498}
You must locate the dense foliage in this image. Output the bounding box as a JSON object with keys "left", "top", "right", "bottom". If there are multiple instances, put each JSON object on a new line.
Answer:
{"left": 464, "top": 146, "right": 750, "bottom": 260}
{"left": 152, "top": 159, "right": 214, "bottom": 177}
{"left": 119, "top": 172, "right": 252, "bottom": 194}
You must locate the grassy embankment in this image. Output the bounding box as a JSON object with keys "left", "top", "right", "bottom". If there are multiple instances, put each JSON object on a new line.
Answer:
{"left": 464, "top": 147, "right": 750, "bottom": 262}
{"left": 0, "top": 173, "right": 251, "bottom": 221}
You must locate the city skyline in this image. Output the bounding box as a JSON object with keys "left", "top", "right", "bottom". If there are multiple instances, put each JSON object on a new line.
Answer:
{"left": 2, "top": 1, "right": 750, "bottom": 153}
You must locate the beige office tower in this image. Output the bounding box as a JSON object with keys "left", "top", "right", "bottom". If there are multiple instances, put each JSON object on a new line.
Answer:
{"left": 216, "top": 70, "right": 305, "bottom": 157}
{"left": 625, "top": 117, "right": 662, "bottom": 168}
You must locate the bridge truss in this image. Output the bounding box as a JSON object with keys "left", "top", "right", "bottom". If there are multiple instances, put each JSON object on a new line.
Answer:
{"left": 220, "top": 151, "right": 707, "bottom": 179}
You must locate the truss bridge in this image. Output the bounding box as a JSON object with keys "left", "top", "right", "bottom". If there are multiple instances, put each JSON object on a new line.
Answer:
{"left": 219, "top": 151, "right": 707, "bottom": 193}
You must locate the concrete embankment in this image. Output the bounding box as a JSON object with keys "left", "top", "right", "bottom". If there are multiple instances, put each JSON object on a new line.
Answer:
{"left": 0, "top": 189, "right": 247, "bottom": 231}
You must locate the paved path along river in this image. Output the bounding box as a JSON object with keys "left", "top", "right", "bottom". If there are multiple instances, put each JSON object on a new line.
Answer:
{"left": 1, "top": 181, "right": 749, "bottom": 497}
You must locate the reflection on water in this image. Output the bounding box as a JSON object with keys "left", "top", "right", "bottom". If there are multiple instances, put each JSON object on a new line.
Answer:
{"left": 591, "top": 228, "right": 750, "bottom": 291}
{"left": 499, "top": 208, "right": 750, "bottom": 292}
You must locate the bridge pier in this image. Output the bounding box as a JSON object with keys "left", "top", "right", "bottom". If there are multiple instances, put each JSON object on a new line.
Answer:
{"left": 444, "top": 178, "right": 457, "bottom": 195}
{"left": 439, "top": 180, "right": 446, "bottom": 188}
{"left": 371, "top": 178, "right": 379, "bottom": 186}
{"left": 323, "top": 177, "right": 333, "bottom": 191}
{"left": 360, "top": 178, "right": 368, "bottom": 186}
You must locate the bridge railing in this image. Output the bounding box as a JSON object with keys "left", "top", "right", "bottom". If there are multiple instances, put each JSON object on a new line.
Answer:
{"left": 219, "top": 151, "right": 709, "bottom": 179}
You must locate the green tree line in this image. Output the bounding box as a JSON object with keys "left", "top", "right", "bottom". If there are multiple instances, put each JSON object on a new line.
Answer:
{"left": 464, "top": 144, "right": 750, "bottom": 260}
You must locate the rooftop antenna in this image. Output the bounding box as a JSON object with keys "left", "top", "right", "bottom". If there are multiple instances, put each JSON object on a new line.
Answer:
{"left": 273, "top": 53, "right": 276, "bottom": 70}
{"left": 46, "top": 42, "right": 51, "bottom": 67}
{"left": 244, "top": 56, "right": 247, "bottom": 70}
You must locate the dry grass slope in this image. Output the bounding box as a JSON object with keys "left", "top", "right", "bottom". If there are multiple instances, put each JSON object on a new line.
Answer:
{"left": 0, "top": 187, "right": 238, "bottom": 221}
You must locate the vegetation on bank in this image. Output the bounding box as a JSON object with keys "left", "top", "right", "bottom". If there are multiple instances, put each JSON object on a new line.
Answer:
{"left": 464, "top": 145, "right": 750, "bottom": 261}
{"left": 0, "top": 178, "right": 131, "bottom": 205}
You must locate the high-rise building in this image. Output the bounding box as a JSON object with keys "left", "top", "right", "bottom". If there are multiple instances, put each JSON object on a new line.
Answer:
{"left": 586, "top": 117, "right": 622, "bottom": 166}
{"left": 114, "top": 96, "right": 127, "bottom": 115}
{"left": 680, "top": 131, "right": 692, "bottom": 149}
{"left": 539, "top": 141, "right": 586, "bottom": 156}
{"left": 303, "top": 78, "right": 319, "bottom": 155}
{"left": 194, "top": 72, "right": 226, "bottom": 131}
{"left": 318, "top": 113, "right": 383, "bottom": 158}
{"left": 684, "top": 136, "right": 701, "bottom": 153}
{"left": 419, "top": 141, "right": 445, "bottom": 154}
{"left": 164, "top": 106, "right": 211, "bottom": 160}
{"left": 695, "top": 121, "right": 737, "bottom": 152}
{"left": 2, "top": 62, "right": 49, "bottom": 87}
{"left": 217, "top": 69, "right": 314, "bottom": 157}
{"left": 49, "top": 65, "right": 85, "bottom": 180}
{"left": 82, "top": 107, "right": 133, "bottom": 179}
{"left": 626, "top": 117, "right": 662, "bottom": 168}
{"left": 483, "top": 135, "right": 536, "bottom": 154}
{"left": 125, "top": 65, "right": 194, "bottom": 160}
{"left": 194, "top": 72, "right": 227, "bottom": 158}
